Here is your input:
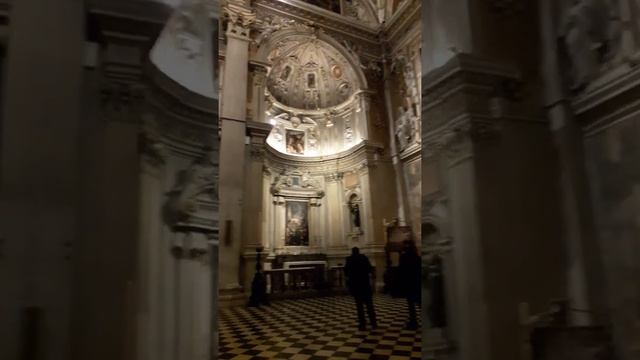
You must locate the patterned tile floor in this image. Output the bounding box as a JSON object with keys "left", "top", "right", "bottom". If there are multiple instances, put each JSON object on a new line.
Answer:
{"left": 219, "top": 294, "right": 422, "bottom": 359}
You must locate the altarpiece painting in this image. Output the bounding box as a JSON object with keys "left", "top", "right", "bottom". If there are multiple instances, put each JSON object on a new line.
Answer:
{"left": 285, "top": 201, "right": 309, "bottom": 246}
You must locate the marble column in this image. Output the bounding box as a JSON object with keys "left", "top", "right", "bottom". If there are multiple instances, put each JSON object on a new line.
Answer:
{"left": 219, "top": 2, "right": 255, "bottom": 296}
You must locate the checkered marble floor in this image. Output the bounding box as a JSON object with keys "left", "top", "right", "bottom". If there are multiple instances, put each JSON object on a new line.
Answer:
{"left": 219, "top": 294, "right": 421, "bottom": 359}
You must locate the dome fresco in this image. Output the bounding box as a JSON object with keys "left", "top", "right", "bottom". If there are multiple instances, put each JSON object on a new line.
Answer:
{"left": 266, "top": 37, "right": 359, "bottom": 110}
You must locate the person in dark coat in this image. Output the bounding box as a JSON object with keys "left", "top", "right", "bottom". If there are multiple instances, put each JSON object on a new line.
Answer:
{"left": 344, "top": 247, "right": 377, "bottom": 331}
{"left": 399, "top": 239, "right": 421, "bottom": 329}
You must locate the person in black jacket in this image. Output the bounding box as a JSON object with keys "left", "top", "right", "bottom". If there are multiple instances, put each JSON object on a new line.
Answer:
{"left": 399, "top": 239, "right": 421, "bottom": 329}
{"left": 344, "top": 247, "right": 377, "bottom": 331}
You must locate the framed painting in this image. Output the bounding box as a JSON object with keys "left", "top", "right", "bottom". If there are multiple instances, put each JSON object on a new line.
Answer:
{"left": 286, "top": 130, "right": 305, "bottom": 155}
{"left": 285, "top": 201, "right": 309, "bottom": 246}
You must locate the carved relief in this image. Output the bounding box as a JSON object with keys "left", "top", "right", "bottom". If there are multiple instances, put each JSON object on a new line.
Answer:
{"left": 164, "top": 147, "right": 218, "bottom": 228}
{"left": 561, "top": 0, "right": 623, "bottom": 91}
{"left": 170, "top": 4, "right": 205, "bottom": 59}
{"left": 223, "top": 2, "right": 256, "bottom": 38}
{"left": 270, "top": 168, "right": 324, "bottom": 197}
{"left": 308, "top": 126, "right": 319, "bottom": 150}
{"left": 254, "top": 15, "right": 296, "bottom": 46}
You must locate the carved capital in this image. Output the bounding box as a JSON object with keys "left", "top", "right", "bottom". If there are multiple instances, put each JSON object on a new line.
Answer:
{"left": 424, "top": 119, "right": 501, "bottom": 162}
{"left": 250, "top": 144, "right": 265, "bottom": 160}
{"left": 324, "top": 172, "right": 344, "bottom": 182}
{"left": 223, "top": 2, "right": 256, "bottom": 39}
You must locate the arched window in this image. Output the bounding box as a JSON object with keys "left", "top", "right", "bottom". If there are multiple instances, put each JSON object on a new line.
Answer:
{"left": 281, "top": 65, "right": 292, "bottom": 81}
{"left": 307, "top": 73, "right": 316, "bottom": 88}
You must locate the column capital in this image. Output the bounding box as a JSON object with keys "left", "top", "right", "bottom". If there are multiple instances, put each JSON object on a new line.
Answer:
{"left": 223, "top": 1, "right": 256, "bottom": 40}
{"left": 246, "top": 120, "right": 273, "bottom": 142}
{"left": 423, "top": 118, "right": 501, "bottom": 164}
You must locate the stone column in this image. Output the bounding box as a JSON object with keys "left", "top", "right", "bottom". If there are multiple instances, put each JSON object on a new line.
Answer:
{"left": 382, "top": 59, "right": 409, "bottom": 225}
{"left": 248, "top": 62, "right": 268, "bottom": 123}
{"left": 539, "top": 0, "right": 607, "bottom": 326}
{"left": 219, "top": 1, "right": 255, "bottom": 297}
{"left": 136, "top": 114, "right": 167, "bottom": 360}
{"left": 170, "top": 232, "right": 213, "bottom": 360}
{"left": 241, "top": 121, "right": 272, "bottom": 290}
{"left": 443, "top": 133, "right": 490, "bottom": 360}
{"left": 324, "top": 173, "right": 346, "bottom": 250}
{"left": 357, "top": 163, "right": 375, "bottom": 246}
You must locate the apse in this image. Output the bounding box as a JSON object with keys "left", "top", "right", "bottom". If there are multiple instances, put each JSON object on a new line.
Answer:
{"left": 264, "top": 35, "right": 368, "bottom": 157}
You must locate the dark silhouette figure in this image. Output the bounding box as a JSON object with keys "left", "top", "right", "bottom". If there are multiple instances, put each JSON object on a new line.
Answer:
{"left": 344, "top": 247, "right": 377, "bottom": 331}
{"left": 427, "top": 254, "right": 447, "bottom": 328}
{"left": 248, "top": 248, "right": 269, "bottom": 307}
{"left": 399, "top": 240, "right": 421, "bottom": 329}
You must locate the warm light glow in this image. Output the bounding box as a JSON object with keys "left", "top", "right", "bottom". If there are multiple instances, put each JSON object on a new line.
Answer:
{"left": 326, "top": 120, "right": 334, "bottom": 127}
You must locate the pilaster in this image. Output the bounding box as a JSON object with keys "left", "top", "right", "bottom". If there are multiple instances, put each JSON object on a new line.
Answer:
{"left": 219, "top": 0, "right": 255, "bottom": 297}
{"left": 422, "top": 53, "right": 565, "bottom": 360}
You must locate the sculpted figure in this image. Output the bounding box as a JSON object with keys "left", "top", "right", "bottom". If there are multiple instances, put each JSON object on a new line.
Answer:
{"left": 255, "top": 16, "right": 295, "bottom": 46}
{"left": 165, "top": 147, "right": 217, "bottom": 225}
{"left": 563, "top": 0, "right": 619, "bottom": 90}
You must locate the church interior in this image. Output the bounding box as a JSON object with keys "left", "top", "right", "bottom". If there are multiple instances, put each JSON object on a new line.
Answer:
{"left": 0, "top": 0, "right": 639, "bottom": 360}
{"left": 217, "top": 0, "right": 422, "bottom": 358}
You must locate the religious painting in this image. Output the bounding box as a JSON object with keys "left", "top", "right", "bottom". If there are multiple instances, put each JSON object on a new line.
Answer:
{"left": 285, "top": 201, "right": 309, "bottom": 246}
{"left": 286, "top": 130, "right": 305, "bottom": 154}
{"left": 303, "top": 0, "right": 341, "bottom": 14}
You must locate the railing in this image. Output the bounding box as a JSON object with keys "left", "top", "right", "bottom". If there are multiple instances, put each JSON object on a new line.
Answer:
{"left": 262, "top": 265, "right": 366, "bottom": 299}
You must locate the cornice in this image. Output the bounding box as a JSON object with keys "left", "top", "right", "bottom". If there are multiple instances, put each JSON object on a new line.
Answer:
{"left": 145, "top": 61, "right": 219, "bottom": 152}
{"left": 146, "top": 61, "right": 218, "bottom": 115}
{"left": 253, "top": 0, "right": 382, "bottom": 59}
{"left": 382, "top": 0, "right": 420, "bottom": 50}
{"left": 422, "top": 53, "right": 523, "bottom": 131}
{"left": 572, "top": 65, "right": 640, "bottom": 135}
{"left": 88, "top": 0, "right": 170, "bottom": 36}
{"left": 264, "top": 141, "right": 385, "bottom": 174}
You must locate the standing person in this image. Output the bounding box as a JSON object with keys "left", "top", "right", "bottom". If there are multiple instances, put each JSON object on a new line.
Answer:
{"left": 344, "top": 247, "right": 377, "bottom": 331}
{"left": 399, "top": 239, "right": 421, "bottom": 329}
